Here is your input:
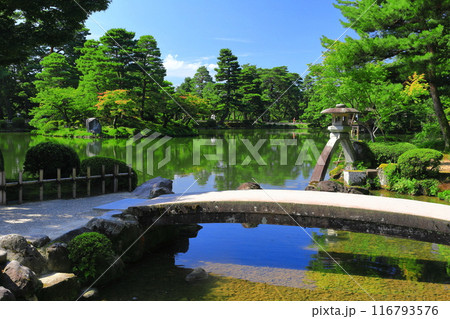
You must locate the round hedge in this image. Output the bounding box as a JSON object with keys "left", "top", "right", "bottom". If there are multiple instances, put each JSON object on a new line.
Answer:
{"left": 23, "top": 142, "right": 80, "bottom": 178}
{"left": 397, "top": 148, "right": 443, "bottom": 179}
{"left": 368, "top": 142, "right": 417, "bottom": 164}
{"left": 80, "top": 156, "right": 137, "bottom": 191}
{"left": 0, "top": 148, "right": 4, "bottom": 171}
{"left": 67, "top": 232, "right": 115, "bottom": 281}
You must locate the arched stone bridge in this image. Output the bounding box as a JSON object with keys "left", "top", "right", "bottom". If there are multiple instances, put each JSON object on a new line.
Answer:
{"left": 124, "top": 190, "right": 450, "bottom": 245}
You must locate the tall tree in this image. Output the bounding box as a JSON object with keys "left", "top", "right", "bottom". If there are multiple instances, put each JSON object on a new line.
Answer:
{"left": 34, "top": 53, "right": 78, "bottom": 91}
{"left": 239, "top": 64, "right": 264, "bottom": 121}
{"left": 193, "top": 66, "right": 214, "bottom": 97}
{"left": 260, "top": 66, "right": 303, "bottom": 121}
{"left": 0, "top": 0, "right": 110, "bottom": 65}
{"left": 215, "top": 48, "right": 241, "bottom": 124}
{"left": 132, "top": 35, "right": 166, "bottom": 118}
{"left": 334, "top": 0, "right": 450, "bottom": 150}
{"left": 100, "top": 28, "right": 136, "bottom": 90}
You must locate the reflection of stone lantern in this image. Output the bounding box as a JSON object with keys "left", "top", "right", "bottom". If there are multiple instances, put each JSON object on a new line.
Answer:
{"left": 310, "top": 104, "right": 359, "bottom": 182}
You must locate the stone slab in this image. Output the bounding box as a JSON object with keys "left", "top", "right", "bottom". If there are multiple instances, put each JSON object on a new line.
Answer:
{"left": 93, "top": 198, "right": 149, "bottom": 211}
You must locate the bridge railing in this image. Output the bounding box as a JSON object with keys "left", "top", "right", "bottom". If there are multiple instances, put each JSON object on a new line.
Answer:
{"left": 0, "top": 165, "right": 134, "bottom": 205}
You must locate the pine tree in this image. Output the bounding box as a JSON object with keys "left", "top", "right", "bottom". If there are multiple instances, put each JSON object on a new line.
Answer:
{"left": 215, "top": 48, "right": 241, "bottom": 124}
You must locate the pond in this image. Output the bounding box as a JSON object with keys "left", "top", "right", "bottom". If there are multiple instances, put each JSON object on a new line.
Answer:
{"left": 0, "top": 130, "right": 449, "bottom": 300}
{"left": 0, "top": 129, "right": 328, "bottom": 192}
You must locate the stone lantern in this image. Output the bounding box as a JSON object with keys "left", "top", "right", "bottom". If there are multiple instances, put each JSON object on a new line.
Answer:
{"left": 310, "top": 104, "right": 359, "bottom": 182}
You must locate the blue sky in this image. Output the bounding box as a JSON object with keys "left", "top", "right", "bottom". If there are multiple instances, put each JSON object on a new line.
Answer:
{"left": 85, "top": 0, "right": 356, "bottom": 85}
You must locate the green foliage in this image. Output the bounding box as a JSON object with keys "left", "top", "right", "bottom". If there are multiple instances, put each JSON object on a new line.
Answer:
{"left": 0, "top": 0, "right": 111, "bottom": 65}
{"left": 437, "top": 190, "right": 450, "bottom": 202}
{"left": 333, "top": 0, "right": 450, "bottom": 150}
{"left": 368, "top": 142, "right": 417, "bottom": 164}
{"left": 412, "top": 122, "right": 445, "bottom": 151}
{"left": 11, "top": 117, "right": 25, "bottom": 128}
{"left": 353, "top": 141, "right": 377, "bottom": 168}
{"left": 80, "top": 156, "right": 137, "bottom": 190}
{"left": 397, "top": 148, "right": 443, "bottom": 179}
{"left": 0, "top": 148, "right": 4, "bottom": 171}
{"left": 215, "top": 48, "right": 242, "bottom": 124}
{"left": 23, "top": 142, "right": 80, "bottom": 178}
{"left": 417, "top": 179, "right": 440, "bottom": 197}
{"left": 391, "top": 178, "right": 420, "bottom": 195}
{"left": 391, "top": 178, "right": 440, "bottom": 196}
{"left": 67, "top": 232, "right": 115, "bottom": 281}
{"left": 381, "top": 163, "right": 400, "bottom": 189}
{"left": 0, "top": 120, "right": 7, "bottom": 129}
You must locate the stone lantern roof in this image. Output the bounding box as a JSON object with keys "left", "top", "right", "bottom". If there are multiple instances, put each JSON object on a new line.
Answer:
{"left": 321, "top": 104, "right": 359, "bottom": 114}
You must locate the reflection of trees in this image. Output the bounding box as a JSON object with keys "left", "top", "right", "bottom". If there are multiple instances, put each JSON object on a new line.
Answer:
{"left": 1, "top": 129, "right": 328, "bottom": 187}
{"left": 308, "top": 229, "right": 450, "bottom": 283}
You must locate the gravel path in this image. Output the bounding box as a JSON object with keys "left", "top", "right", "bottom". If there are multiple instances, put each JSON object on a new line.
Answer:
{"left": 0, "top": 192, "right": 134, "bottom": 239}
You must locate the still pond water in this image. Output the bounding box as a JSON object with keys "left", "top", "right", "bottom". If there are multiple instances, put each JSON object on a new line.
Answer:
{"left": 0, "top": 130, "right": 449, "bottom": 299}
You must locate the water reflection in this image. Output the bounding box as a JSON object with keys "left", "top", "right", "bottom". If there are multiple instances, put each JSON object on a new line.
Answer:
{"left": 175, "top": 224, "right": 449, "bottom": 285}
{"left": 0, "top": 130, "right": 328, "bottom": 192}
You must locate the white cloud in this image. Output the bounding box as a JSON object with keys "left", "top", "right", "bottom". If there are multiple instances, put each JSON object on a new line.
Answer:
{"left": 163, "top": 54, "right": 217, "bottom": 79}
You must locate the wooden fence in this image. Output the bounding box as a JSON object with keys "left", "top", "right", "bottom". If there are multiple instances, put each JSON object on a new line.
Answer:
{"left": 0, "top": 165, "right": 134, "bottom": 205}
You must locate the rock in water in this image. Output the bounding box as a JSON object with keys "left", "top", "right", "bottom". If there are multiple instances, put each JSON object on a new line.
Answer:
{"left": 80, "top": 288, "right": 99, "bottom": 300}
{"left": 0, "top": 286, "right": 16, "bottom": 301}
{"left": 185, "top": 268, "right": 208, "bottom": 282}
{"left": 0, "top": 234, "right": 47, "bottom": 274}
{"left": 1, "top": 260, "right": 42, "bottom": 299}
{"left": 86, "top": 215, "right": 144, "bottom": 263}
{"left": 131, "top": 177, "right": 174, "bottom": 198}
{"left": 316, "top": 180, "right": 345, "bottom": 193}
{"left": 237, "top": 182, "right": 261, "bottom": 190}
{"left": 37, "top": 273, "right": 79, "bottom": 301}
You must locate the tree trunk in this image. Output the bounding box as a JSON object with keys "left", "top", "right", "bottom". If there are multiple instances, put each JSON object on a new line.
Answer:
{"left": 428, "top": 80, "right": 450, "bottom": 151}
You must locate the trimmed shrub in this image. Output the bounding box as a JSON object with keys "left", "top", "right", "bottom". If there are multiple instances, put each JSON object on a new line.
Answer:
{"left": 11, "top": 117, "right": 26, "bottom": 128}
{"left": 0, "top": 120, "right": 7, "bottom": 129}
{"left": 80, "top": 156, "right": 138, "bottom": 191}
{"left": 23, "top": 142, "right": 80, "bottom": 178}
{"left": 368, "top": 142, "right": 417, "bottom": 164}
{"left": 397, "top": 148, "right": 443, "bottom": 179}
{"left": 438, "top": 190, "right": 450, "bottom": 202}
{"left": 67, "top": 232, "right": 115, "bottom": 281}
{"left": 0, "top": 148, "right": 4, "bottom": 171}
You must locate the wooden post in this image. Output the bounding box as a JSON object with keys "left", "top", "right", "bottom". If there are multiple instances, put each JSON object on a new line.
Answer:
{"left": 113, "top": 164, "right": 119, "bottom": 193}
{"left": 18, "top": 171, "right": 23, "bottom": 204}
{"left": 87, "top": 166, "right": 91, "bottom": 197}
{"left": 0, "top": 171, "right": 6, "bottom": 205}
{"left": 101, "top": 165, "right": 105, "bottom": 194}
{"left": 128, "top": 166, "right": 132, "bottom": 192}
{"left": 72, "top": 168, "right": 77, "bottom": 199}
{"left": 39, "top": 169, "right": 44, "bottom": 201}
{"left": 57, "top": 168, "right": 61, "bottom": 199}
